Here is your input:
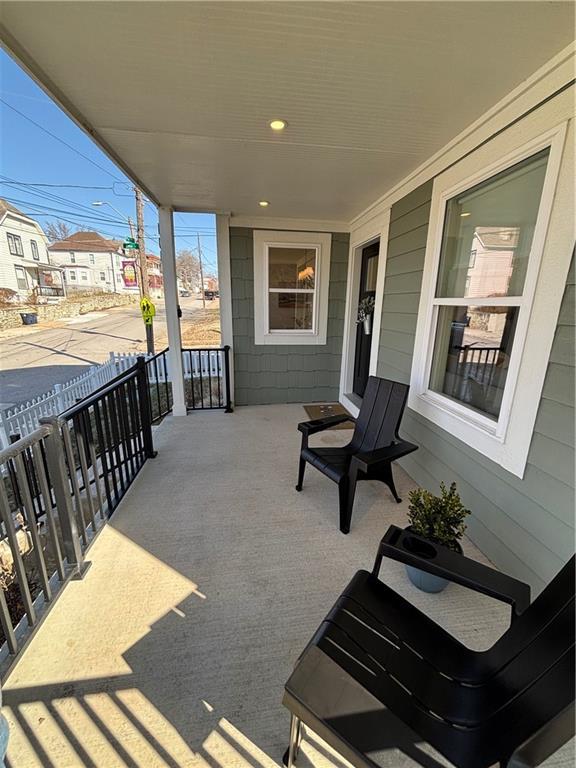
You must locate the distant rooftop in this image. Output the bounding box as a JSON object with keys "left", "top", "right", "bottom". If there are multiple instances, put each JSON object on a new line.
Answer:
{"left": 48, "top": 230, "right": 122, "bottom": 253}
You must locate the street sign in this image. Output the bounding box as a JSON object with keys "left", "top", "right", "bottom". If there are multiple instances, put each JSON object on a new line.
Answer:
{"left": 140, "top": 297, "right": 156, "bottom": 326}
{"left": 123, "top": 237, "right": 139, "bottom": 250}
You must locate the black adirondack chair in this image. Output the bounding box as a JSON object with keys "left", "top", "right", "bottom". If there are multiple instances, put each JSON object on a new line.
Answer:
{"left": 296, "top": 377, "right": 417, "bottom": 533}
{"left": 283, "top": 525, "right": 575, "bottom": 768}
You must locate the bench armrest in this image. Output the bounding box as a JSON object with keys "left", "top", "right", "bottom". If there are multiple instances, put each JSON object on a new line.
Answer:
{"left": 298, "top": 414, "right": 355, "bottom": 437}
{"left": 373, "top": 525, "right": 531, "bottom": 618}
{"left": 351, "top": 441, "right": 418, "bottom": 472}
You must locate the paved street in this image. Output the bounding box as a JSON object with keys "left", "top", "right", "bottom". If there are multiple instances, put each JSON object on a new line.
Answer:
{"left": 0, "top": 297, "right": 204, "bottom": 408}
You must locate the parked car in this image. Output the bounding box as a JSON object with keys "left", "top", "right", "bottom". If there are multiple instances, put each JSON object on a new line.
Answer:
{"left": 179, "top": 289, "right": 191, "bottom": 297}
{"left": 204, "top": 289, "right": 217, "bottom": 301}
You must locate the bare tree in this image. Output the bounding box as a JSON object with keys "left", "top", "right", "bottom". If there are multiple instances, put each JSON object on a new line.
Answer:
{"left": 44, "top": 220, "right": 73, "bottom": 242}
{"left": 176, "top": 249, "right": 201, "bottom": 290}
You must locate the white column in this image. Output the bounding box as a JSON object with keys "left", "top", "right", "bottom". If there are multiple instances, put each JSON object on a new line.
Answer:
{"left": 216, "top": 214, "right": 234, "bottom": 405}
{"left": 158, "top": 206, "right": 186, "bottom": 416}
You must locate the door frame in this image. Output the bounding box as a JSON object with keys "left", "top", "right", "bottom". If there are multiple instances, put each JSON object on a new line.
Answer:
{"left": 339, "top": 208, "right": 391, "bottom": 416}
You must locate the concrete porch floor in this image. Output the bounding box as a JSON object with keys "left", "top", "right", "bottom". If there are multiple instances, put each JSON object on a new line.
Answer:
{"left": 2, "top": 405, "right": 574, "bottom": 768}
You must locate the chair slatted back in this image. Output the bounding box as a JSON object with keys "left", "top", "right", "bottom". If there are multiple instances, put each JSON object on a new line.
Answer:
{"left": 350, "top": 377, "right": 410, "bottom": 453}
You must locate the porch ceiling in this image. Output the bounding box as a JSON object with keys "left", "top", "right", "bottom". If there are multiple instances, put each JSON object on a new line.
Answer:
{"left": 1, "top": 2, "right": 574, "bottom": 221}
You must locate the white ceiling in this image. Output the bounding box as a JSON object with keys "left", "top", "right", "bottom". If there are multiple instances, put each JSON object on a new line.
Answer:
{"left": 1, "top": 2, "right": 574, "bottom": 222}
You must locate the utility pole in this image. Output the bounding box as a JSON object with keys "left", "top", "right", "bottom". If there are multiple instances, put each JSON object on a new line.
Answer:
{"left": 127, "top": 216, "right": 136, "bottom": 241}
{"left": 197, "top": 232, "right": 206, "bottom": 309}
{"left": 135, "top": 186, "right": 154, "bottom": 353}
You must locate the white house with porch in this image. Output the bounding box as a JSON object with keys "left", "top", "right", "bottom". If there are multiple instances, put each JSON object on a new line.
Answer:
{"left": 0, "top": 199, "right": 64, "bottom": 300}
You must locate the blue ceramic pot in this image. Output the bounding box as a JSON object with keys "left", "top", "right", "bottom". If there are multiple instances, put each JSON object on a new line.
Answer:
{"left": 404, "top": 527, "right": 462, "bottom": 593}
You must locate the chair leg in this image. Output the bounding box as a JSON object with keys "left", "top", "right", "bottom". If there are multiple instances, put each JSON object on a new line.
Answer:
{"left": 295, "top": 458, "right": 306, "bottom": 492}
{"left": 339, "top": 474, "right": 356, "bottom": 534}
{"left": 283, "top": 714, "right": 303, "bottom": 767}
{"left": 382, "top": 464, "right": 402, "bottom": 504}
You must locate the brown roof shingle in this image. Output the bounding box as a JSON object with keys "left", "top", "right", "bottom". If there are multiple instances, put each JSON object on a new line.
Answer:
{"left": 49, "top": 231, "right": 122, "bottom": 253}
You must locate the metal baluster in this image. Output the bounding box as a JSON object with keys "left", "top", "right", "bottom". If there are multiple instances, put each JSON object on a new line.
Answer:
{"left": 119, "top": 382, "right": 136, "bottom": 480}
{"left": 60, "top": 421, "right": 88, "bottom": 546}
{"left": 198, "top": 350, "right": 205, "bottom": 409}
{"left": 93, "top": 400, "right": 115, "bottom": 512}
{"left": 208, "top": 350, "right": 213, "bottom": 408}
{"left": 223, "top": 345, "right": 233, "bottom": 413}
{"left": 189, "top": 350, "right": 196, "bottom": 410}
{"left": 0, "top": 579, "right": 17, "bottom": 655}
{"left": 101, "top": 395, "right": 122, "bottom": 502}
{"left": 0, "top": 473, "right": 36, "bottom": 626}
{"left": 14, "top": 453, "right": 52, "bottom": 602}
{"left": 108, "top": 391, "right": 126, "bottom": 494}
{"left": 72, "top": 414, "right": 97, "bottom": 532}
{"left": 216, "top": 349, "right": 222, "bottom": 407}
{"left": 163, "top": 351, "right": 170, "bottom": 415}
{"left": 83, "top": 408, "right": 105, "bottom": 521}
{"left": 152, "top": 356, "right": 161, "bottom": 421}
{"left": 31, "top": 442, "right": 65, "bottom": 581}
{"left": 127, "top": 376, "right": 144, "bottom": 465}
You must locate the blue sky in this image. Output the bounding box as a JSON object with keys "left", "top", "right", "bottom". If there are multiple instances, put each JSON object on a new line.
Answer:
{"left": 0, "top": 50, "right": 218, "bottom": 273}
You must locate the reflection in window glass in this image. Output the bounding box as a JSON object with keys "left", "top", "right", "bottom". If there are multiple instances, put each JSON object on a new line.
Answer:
{"left": 268, "top": 247, "right": 316, "bottom": 289}
{"left": 429, "top": 305, "right": 519, "bottom": 420}
{"left": 269, "top": 293, "right": 313, "bottom": 330}
{"left": 436, "top": 149, "right": 549, "bottom": 299}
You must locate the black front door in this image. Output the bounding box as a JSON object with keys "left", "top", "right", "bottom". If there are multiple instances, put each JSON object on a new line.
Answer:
{"left": 353, "top": 242, "right": 379, "bottom": 398}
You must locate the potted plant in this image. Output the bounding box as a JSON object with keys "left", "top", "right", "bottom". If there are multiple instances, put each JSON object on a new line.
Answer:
{"left": 357, "top": 296, "right": 375, "bottom": 335}
{"left": 404, "top": 482, "right": 470, "bottom": 593}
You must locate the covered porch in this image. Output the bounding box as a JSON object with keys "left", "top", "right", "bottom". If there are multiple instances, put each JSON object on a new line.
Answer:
{"left": 4, "top": 404, "right": 548, "bottom": 768}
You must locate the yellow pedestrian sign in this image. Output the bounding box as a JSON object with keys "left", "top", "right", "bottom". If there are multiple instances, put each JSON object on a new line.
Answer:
{"left": 140, "top": 297, "right": 156, "bottom": 326}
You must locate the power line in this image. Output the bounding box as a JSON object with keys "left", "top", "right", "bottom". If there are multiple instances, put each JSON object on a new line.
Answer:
{"left": 0, "top": 181, "right": 115, "bottom": 189}
{"left": 0, "top": 182, "right": 125, "bottom": 224}
{"left": 0, "top": 98, "right": 123, "bottom": 181}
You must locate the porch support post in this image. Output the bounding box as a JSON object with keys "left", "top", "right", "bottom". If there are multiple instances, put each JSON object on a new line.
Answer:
{"left": 158, "top": 206, "right": 186, "bottom": 416}
{"left": 216, "top": 214, "right": 234, "bottom": 408}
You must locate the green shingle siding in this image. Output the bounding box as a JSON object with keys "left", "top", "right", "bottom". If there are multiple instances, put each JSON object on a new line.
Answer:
{"left": 377, "top": 182, "right": 575, "bottom": 593}
{"left": 230, "top": 228, "right": 349, "bottom": 405}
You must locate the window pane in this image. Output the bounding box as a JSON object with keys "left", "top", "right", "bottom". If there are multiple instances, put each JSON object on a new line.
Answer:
{"left": 429, "top": 305, "right": 518, "bottom": 420}
{"left": 436, "top": 149, "right": 549, "bottom": 299}
{"left": 268, "top": 247, "right": 316, "bottom": 289}
{"left": 269, "top": 292, "right": 313, "bottom": 330}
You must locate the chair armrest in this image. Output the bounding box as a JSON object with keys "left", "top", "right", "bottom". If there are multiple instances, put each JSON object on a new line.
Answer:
{"left": 298, "top": 413, "right": 355, "bottom": 436}
{"left": 373, "top": 525, "right": 531, "bottom": 618}
{"left": 351, "top": 440, "right": 418, "bottom": 472}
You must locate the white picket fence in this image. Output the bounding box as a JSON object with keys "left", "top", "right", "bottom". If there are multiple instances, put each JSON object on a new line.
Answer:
{"left": 0, "top": 348, "right": 224, "bottom": 447}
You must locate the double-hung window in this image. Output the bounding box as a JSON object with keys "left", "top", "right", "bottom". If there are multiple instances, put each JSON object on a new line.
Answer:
{"left": 253, "top": 230, "right": 332, "bottom": 345}
{"left": 7, "top": 233, "right": 23, "bottom": 256}
{"left": 30, "top": 240, "right": 40, "bottom": 260}
{"left": 410, "top": 122, "right": 568, "bottom": 478}
{"left": 14, "top": 266, "right": 27, "bottom": 290}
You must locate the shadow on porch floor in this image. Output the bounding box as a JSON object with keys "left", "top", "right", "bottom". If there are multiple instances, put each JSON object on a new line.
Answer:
{"left": 2, "top": 405, "right": 574, "bottom": 767}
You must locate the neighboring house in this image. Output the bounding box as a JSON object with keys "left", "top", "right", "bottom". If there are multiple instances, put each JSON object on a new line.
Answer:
{"left": 0, "top": 199, "right": 65, "bottom": 300}
{"left": 49, "top": 231, "right": 163, "bottom": 296}
{"left": 48, "top": 231, "right": 134, "bottom": 294}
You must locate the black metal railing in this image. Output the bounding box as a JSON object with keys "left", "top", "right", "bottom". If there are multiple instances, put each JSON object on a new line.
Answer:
{"left": 37, "top": 285, "right": 65, "bottom": 297}
{"left": 455, "top": 345, "right": 501, "bottom": 387}
{"left": 182, "top": 346, "right": 232, "bottom": 412}
{"left": 0, "top": 362, "right": 157, "bottom": 674}
{"left": 144, "top": 348, "right": 173, "bottom": 423}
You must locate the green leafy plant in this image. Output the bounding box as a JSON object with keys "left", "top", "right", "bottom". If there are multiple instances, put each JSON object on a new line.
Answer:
{"left": 356, "top": 296, "right": 375, "bottom": 323}
{"left": 407, "top": 482, "right": 470, "bottom": 552}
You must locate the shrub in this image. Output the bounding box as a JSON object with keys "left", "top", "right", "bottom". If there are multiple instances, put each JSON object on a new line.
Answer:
{"left": 407, "top": 482, "right": 470, "bottom": 551}
{"left": 0, "top": 288, "right": 18, "bottom": 307}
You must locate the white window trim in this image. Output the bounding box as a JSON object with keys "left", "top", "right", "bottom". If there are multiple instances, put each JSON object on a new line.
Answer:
{"left": 409, "top": 120, "right": 568, "bottom": 479}
{"left": 253, "top": 230, "right": 331, "bottom": 345}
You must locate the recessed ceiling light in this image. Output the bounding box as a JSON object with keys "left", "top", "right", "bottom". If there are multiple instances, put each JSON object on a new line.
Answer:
{"left": 259, "top": 200, "right": 270, "bottom": 207}
{"left": 269, "top": 119, "right": 287, "bottom": 131}
{"left": 460, "top": 212, "right": 471, "bottom": 217}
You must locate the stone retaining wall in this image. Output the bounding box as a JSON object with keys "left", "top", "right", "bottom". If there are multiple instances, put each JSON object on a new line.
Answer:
{"left": 0, "top": 293, "right": 138, "bottom": 330}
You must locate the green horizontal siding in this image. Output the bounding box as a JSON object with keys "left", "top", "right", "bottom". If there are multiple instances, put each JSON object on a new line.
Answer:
{"left": 230, "top": 228, "right": 349, "bottom": 405}
{"left": 377, "top": 182, "right": 575, "bottom": 593}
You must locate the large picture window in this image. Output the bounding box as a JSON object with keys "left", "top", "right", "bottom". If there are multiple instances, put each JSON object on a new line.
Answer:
{"left": 409, "top": 121, "right": 568, "bottom": 478}
{"left": 428, "top": 149, "right": 549, "bottom": 422}
{"left": 253, "top": 230, "right": 331, "bottom": 345}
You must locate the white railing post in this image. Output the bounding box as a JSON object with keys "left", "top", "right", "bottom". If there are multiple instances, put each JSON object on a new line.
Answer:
{"left": 54, "top": 383, "right": 64, "bottom": 414}
{"left": 158, "top": 205, "right": 186, "bottom": 416}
